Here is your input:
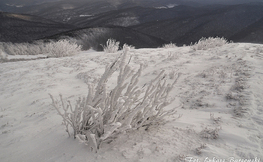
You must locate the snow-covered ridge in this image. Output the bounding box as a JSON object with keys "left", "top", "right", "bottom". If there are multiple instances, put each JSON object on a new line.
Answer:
{"left": 155, "top": 4, "right": 178, "bottom": 9}
{"left": 5, "top": 3, "right": 24, "bottom": 7}
{"left": 0, "top": 43, "right": 263, "bottom": 161}
{"left": 79, "top": 15, "right": 93, "bottom": 17}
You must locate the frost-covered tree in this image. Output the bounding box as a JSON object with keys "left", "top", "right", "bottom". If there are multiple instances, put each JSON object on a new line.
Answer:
{"left": 50, "top": 46, "right": 181, "bottom": 152}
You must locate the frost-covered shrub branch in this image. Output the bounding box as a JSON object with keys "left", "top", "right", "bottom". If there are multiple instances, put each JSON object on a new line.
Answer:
{"left": 49, "top": 46, "right": 181, "bottom": 151}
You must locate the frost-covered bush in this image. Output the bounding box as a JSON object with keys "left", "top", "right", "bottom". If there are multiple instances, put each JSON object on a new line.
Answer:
{"left": 102, "top": 39, "right": 120, "bottom": 53}
{"left": 162, "top": 42, "right": 177, "bottom": 48}
{"left": 46, "top": 40, "right": 81, "bottom": 57}
{"left": 0, "top": 40, "right": 81, "bottom": 57}
{"left": 191, "top": 37, "right": 228, "bottom": 50}
{"left": 0, "top": 41, "right": 46, "bottom": 55}
{"left": 49, "top": 46, "right": 180, "bottom": 151}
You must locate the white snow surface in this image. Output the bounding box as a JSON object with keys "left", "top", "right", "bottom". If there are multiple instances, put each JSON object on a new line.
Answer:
{"left": 1, "top": 43, "right": 263, "bottom": 162}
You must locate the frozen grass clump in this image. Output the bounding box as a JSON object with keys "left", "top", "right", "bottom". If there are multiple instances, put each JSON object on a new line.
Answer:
{"left": 191, "top": 37, "right": 229, "bottom": 50}
{"left": 49, "top": 46, "right": 181, "bottom": 152}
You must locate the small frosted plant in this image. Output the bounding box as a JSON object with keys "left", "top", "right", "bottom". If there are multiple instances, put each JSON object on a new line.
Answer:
{"left": 102, "top": 39, "right": 120, "bottom": 53}
{"left": 200, "top": 127, "right": 221, "bottom": 139}
{"left": 50, "top": 46, "right": 181, "bottom": 152}
{"left": 162, "top": 42, "right": 177, "bottom": 48}
{"left": 0, "top": 49, "right": 8, "bottom": 62}
{"left": 256, "top": 46, "right": 263, "bottom": 54}
{"left": 122, "top": 43, "right": 134, "bottom": 50}
{"left": 210, "top": 113, "right": 222, "bottom": 124}
{"left": 195, "top": 144, "right": 206, "bottom": 155}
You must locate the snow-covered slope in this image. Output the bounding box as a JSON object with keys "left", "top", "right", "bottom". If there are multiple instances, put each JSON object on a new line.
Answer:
{"left": 1, "top": 43, "right": 263, "bottom": 161}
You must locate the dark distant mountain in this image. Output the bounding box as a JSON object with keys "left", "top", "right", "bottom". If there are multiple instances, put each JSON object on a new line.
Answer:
{"left": 1, "top": 1, "right": 263, "bottom": 48}
{"left": 2, "top": 0, "right": 261, "bottom": 8}
{"left": 230, "top": 17, "right": 263, "bottom": 44}
{"left": 197, "top": 0, "right": 263, "bottom": 5}
{"left": 0, "top": 0, "right": 60, "bottom": 6}
{"left": 69, "top": 5, "right": 208, "bottom": 28}
{"left": 132, "top": 3, "right": 263, "bottom": 45}
{"left": 68, "top": 2, "right": 263, "bottom": 46}
{"left": 0, "top": 0, "right": 202, "bottom": 23}
{"left": 43, "top": 26, "right": 166, "bottom": 51}
{"left": 9, "top": 0, "right": 118, "bottom": 23}
{"left": 0, "top": 0, "right": 60, "bottom": 13}
{"left": 0, "top": 12, "right": 75, "bottom": 42}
